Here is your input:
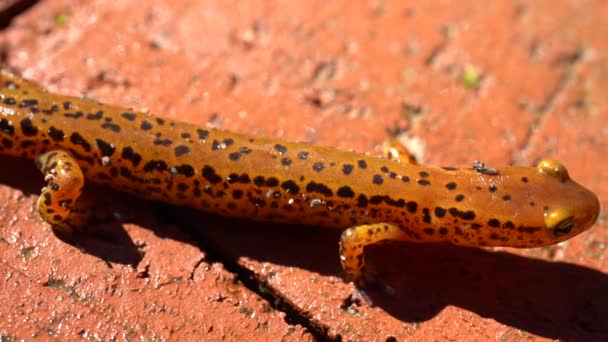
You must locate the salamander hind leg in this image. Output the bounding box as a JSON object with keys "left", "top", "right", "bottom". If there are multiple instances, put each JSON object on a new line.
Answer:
{"left": 35, "top": 150, "right": 87, "bottom": 235}
{"left": 383, "top": 137, "right": 418, "bottom": 164}
{"left": 340, "top": 223, "right": 418, "bottom": 288}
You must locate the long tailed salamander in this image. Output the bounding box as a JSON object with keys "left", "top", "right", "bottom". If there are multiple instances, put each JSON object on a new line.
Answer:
{"left": 0, "top": 69, "right": 600, "bottom": 285}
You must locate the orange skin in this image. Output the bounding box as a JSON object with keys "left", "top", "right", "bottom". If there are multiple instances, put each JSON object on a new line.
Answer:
{"left": 0, "top": 69, "right": 600, "bottom": 285}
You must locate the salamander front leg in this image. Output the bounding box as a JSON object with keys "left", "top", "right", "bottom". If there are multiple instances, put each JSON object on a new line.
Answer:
{"left": 340, "top": 223, "right": 418, "bottom": 287}
{"left": 383, "top": 137, "right": 418, "bottom": 164}
{"left": 35, "top": 150, "right": 87, "bottom": 235}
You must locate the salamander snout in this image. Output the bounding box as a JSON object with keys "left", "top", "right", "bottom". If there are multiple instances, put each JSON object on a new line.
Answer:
{"left": 537, "top": 160, "right": 600, "bottom": 240}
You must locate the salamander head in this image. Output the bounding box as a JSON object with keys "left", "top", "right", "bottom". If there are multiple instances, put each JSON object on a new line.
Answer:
{"left": 535, "top": 160, "right": 599, "bottom": 244}
{"left": 437, "top": 159, "right": 600, "bottom": 248}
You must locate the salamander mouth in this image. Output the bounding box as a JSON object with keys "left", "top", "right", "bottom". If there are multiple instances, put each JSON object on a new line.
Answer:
{"left": 552, "top": 216, "right": 574, "bottom": 236}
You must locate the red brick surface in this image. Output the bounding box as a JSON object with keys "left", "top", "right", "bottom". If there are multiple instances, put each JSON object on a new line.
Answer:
{"left": 0, "top": 1, "right": 606, "bottom": 340}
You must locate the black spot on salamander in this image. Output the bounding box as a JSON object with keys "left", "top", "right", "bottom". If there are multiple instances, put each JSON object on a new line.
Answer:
{"left": 228, "top": 173, "right": 251, "bottom": 184}
{"left": 380, "top": 166, "right": 389, "bottom": 173}
{"left": 406, "top": 201, "right": 418, "bottom": 213}
{"left": 110, "top": 167, "right": 118, "bottom": 177}
{"left": 488, "top": 218, "right": 501, "bottom": 228}
{"left": 417, "top": 179, "right": 431, "bottom": 186}
{"left": 3, "top": 98, "right": 16, "bottom": 105}
{"left": 502, "top": 195, "right": 511, "bottom": 202}
{"left": 419, "top": 171, "right": 430, "bottom": 178}
{"left": 70, "top": 133, "right": 91, "bottom": 152}
{"left": 266, "top": 177, "right": 279, "bottom": 187}
{"left": 434, "top": 207, "right": 447, "bottom": 218}
{"left": 19, "top": 99, "right": 38, "bottom": 108}
{"left": 445, "top": 182, "right": 457, "bottom": 190}
{"left": 253, "top": 176, "right": 265, "bottom": 187}
{"left": 232, "top": 190, "right": 244, "bottom": 199}
{"left": 253, "top": 176, "right": 279, "bottom": 187}
{"left": 155, "top": 118, "right": 165, "bottom": 125}
{"left": 143, "top": 160, "right": 168, "bottom": 172}
{"left": 489, "top": 233, "right": 500, "bottom": 240}
{"left": 423, "top": 228, "right": 434, "bottom": 235}
{"left": 274, "top": 144, "right": 288, "bottom": 154}
{"left": 154, "top": 138, "right": 172, "bottom": 146}
{"left": 312, "top": 162, "right": 325, "bottom": 172}
{"left": 529, "top": 201, "right": 535, "bottom": 207}
{"left": 357, "top": 194, "right": 369, "bottom": 207}
{"left": 336, "top": 186, "right": 355, "bottom": 198}
{"left": 402, "top": 176, "right": 410, "bottom": 183}
{"left": 42, "top": 192, "right": 52, "bottom": 205}
{"left": 489, "top": 184, "right": 497, "bottom": 192}
{"left": 455, "top": 194, "right": 465, "bottom": 202}
{"left": 202, "top": 165, "right": 222, "bottom": 184}
{"left": 342, "top": 164, "right": 354, "bottom": 175}
{"left": 422, "top": 208, "right": 432, "bottom": 224}
{"left": 441, "top": 166, "right": 458, "bottom": 171}
{"left": 357, "top": 160, "right": 367, "bottom": 169}
{"left": 281, "top": 180, "right": 300, "bottom": 194}
{"left": 174, "top": 145, "right": 190, "bottom": 157}
{"left": 306, "top": 181, "right": 333, "bottom": 196}
{"left": 141, "top": 120, "right": 153, "bottom": 130}
{"left": 121, "top": 147, "right": 142, "bottom": 167}
{"left": 223, "top": 138, "right": 234, "bottom": 147}
{"left": 1, "top": 119, "right": 15, "bottom": 135}
{"left": 119, "top": 166, "right": 132, "bottom": 178}
{"left": 459, "top": 210, "right": 476, "bottom": 220}
{"left": 64, "top": 111, "right": 84, "bottom": 119}
{"left": 372, "top": 174, "right": 383, "bottom": 185}
{"left": 240, "top": 147, "right": 252, "bottom": 154}
{"left": 502, "top": 221, "right": 515, "bottom": 229}
{"left": 281, "top": 157, "right": 292, "bottom": 166}
{"left": 177, "top": 183, "right": 189, "bottom": 192}
{"left": 62, "top": 101, "right": 72, "bottom": 110}
{"left": 20, "top": 118, "right": 37, "bottom": 136}
{"left": 439, "top": 227, "right": 448, "bottom": 235}
{"left": 174, "top": 164, "right": 195, "bottom": 177}
{"left": 96, "top": 139, "right": 116, "bottom": 157}
{"left": 121, "top": 112, "right": 136, "bottom": 121}
{"left": 229, "top": 152, "right": 241, "bottom": 161}
{"left": 197, "top": 129, "right": 209, "bottom": 140}
{"left": 101, "top": 122, "right": 121, "bottom": 132}
{"left": 20, "top": 140, "right": 35, "bottom": 149}
{"left": 86, "top": 111, "right": 103, "bottom": 120}
{"left": 1, "top": 138, "right": 12, "bottom": 148}
{"left": 389, "top": 172, "right": 398, "bottom": 179}
{"left": 521, "top": 177, "right": 528, "bottom": 183}
{"left": 181, "top": 132, "right": 191, "bottom": 139}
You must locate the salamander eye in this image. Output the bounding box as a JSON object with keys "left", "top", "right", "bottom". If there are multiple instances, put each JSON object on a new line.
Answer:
{"left": 537, "top": 160, "right": 570, "bottom": 182}
{"left": 544, "top": 207, "right": 575, "bottom": 236}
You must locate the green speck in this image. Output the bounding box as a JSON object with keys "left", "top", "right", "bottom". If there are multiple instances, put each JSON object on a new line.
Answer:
{"left": 54, "top": 12, "right": 70, "bottom": 27}
{"left": 462, "top": 65, "right": 481, "bottom": 89}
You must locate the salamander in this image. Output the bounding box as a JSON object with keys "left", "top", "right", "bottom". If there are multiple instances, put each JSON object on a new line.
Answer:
{"left": 0, "top": 69, "right": 600, "bottom": 285}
